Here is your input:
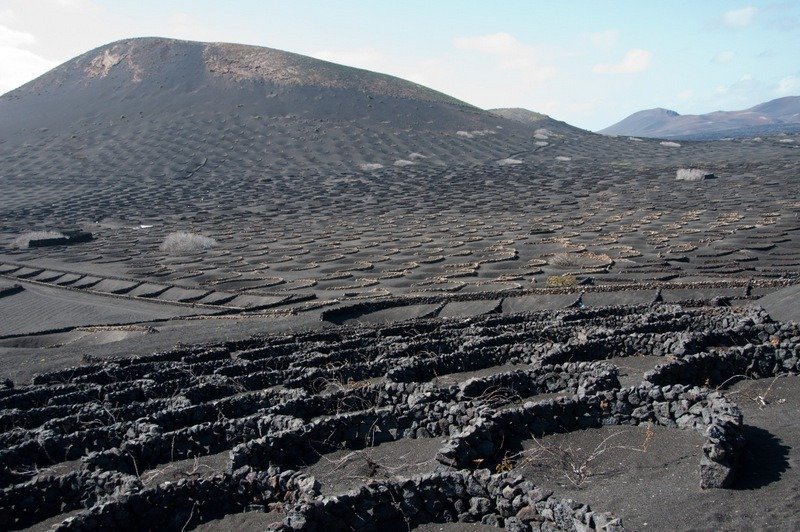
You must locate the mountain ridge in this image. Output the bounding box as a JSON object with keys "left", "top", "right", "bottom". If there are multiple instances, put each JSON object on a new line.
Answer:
{"left": 3, "top": 37, "right": 472, "bottom": 108}
{"left": 1, "top": 36, "right": 496, "bottom": 139}
{"left": 0, "top": 37, "right": 570, "bottom": 180}
{"left": 600, "top": 96, "right": 800, "bottom": 139}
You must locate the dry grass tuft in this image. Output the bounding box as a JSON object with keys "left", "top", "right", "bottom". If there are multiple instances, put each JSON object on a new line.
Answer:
{"left": 160, "top": 232, "right": 217, "bottom": 253}
{"left": 676, "top": 168, "right": 714, "bottom": 181}
{"left": 547, "top": 274, "right": 577, "bottom": 287}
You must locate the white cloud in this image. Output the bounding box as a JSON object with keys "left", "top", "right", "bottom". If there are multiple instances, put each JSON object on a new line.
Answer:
{"left": 590, "top": 29, "right": 619, "bottom": 49}
{"left": 677, "top": 90, "right": 693, "bottom": 101}
{"left": 713, "top": 74, "right": 759, "bottom": 107}
{"left": 593, "top": 49, "right": 652, "bottom": 74}
{"left": 712, "top": 50, "right": 736, "bottom": 64}
{"left": 54, "top": 0, "right": 86, "bottom": 6}
{"left": 775, "top": 75, "right": 800, "bottom": 95}
{"left": 452, "top": 32, "right": 556, "bottom": 81}
{"left": 453, "top": 32, "right": 518, "bottom": 55}
{"left": 0, "top": 44, "right": 57, "bottom": 95}
{"left": 0, "top": 7, "right": 18, "bottom": 24}
{"left": 0, "top": 22, "right": 56, "bottom": 95}
{"left": 721, "top": 6, "right": 758, "bottom": 28}
{"left": 0, "top": 23, "right": 35, "bottom": 47}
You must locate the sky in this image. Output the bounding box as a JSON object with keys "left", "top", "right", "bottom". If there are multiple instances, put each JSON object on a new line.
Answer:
{"left": 0, "top": 0, "right": 798, "bottom": 130}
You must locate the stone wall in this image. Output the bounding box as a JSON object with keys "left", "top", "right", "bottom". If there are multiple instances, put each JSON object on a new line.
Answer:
{"left": 2, "top": 303, "right": 796, "bottom": 530}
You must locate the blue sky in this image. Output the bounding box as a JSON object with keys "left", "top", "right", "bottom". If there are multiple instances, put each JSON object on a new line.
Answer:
{"left": 0, "top": 0, "right": 798, "bottom": 130}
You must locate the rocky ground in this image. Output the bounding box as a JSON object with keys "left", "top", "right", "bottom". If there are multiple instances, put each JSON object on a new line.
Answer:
{"left": 1, "top": 129, "right": 799, "bottom": 530}
{"left": 0, "top": 300, "right": 798, "bottom": 531}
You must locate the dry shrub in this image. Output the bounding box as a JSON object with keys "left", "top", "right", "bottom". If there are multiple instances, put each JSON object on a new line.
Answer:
{"left": 517, "top": 426, "right": 655, "bottom": 488}
{"left": 547, "top": 274, "right": 577, "bottom": 287}
{"left": 160, "top": 231, "right": 217, "bottom": 253}
{"left": 676, "top": 168, "right": 714, "bottom": 181}
{"left": 495, "top": 454, "right": 515, "bottom": 473}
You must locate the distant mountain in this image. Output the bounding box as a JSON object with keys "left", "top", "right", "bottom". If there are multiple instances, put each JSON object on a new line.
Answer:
{"left": 600, "top": 96, "right": 800, "bottom": 140}
{"left": 598, "top": 108, "right": 678, "bottom": 137}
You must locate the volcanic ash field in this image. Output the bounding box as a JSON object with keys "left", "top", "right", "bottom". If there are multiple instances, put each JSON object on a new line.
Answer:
{"left": 1, "top": 37, "right": 800, "bottom": 531}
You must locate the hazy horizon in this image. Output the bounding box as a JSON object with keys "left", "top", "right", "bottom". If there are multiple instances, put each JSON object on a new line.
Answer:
{"left": 0, "top": 0, "right": 798, "bottom": 130}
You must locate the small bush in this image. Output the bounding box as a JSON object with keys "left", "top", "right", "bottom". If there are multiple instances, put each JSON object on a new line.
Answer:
{"left": 11, "top": 231, "right": 64, "bottom": 249}
{"left": 160, "top": 231, "right": 217, "bottom": 253}
{"left": 547, "top": 274, "right": 577, "bottom": 287}
{"left": 456, "top": 129, "right": 495, "bottom": 139}
{"left": 676, "top": 168, "right": 714, "bottom": 181}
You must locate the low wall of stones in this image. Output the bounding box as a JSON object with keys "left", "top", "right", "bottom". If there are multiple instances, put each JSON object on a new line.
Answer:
{"left": 538, "top": 324, "right": 770, "bottom": 369}
{"left": 387, "top": 346, "right": 524, "bottom": 383}
{"left": 272, "top": 381, "right": 423, "bottom": 420}
{"left": 646, "top": 325, "right": 800, "bottom": 387}
{"left": 83, "top": 414, "right": 303, "bottom": 475}
{"left": 0, "top": 381, "right": 294, "bottom": 473}
{"left": 0, "top": 420, "right": 161, "bottom": 477}
{"left": 437, "top": 383, "right": 744, "bottom": 489}
{"left": 229, "top": 364, "right": 624, "bottom": 477}
{"left": 54, "top": 467, "right": 318, "bottom": 531}
{"left": 228, "top": 407, "right": 416, "bottom": 473}
{"left": 458, "top": 362, "right": 619, "bottom": 402}
{"left": 284, "top": 363, "right": 390, "bottom": 392}
{"left": 275, "top": 469, "right": 622, "bottom": 531}
{"left": 0, "top": 470, "right": 140, "bottom": 529}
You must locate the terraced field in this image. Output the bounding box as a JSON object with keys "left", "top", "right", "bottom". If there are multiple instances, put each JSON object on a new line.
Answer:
{"left": 3, "top": 132, "right": 799, "bottom": 334}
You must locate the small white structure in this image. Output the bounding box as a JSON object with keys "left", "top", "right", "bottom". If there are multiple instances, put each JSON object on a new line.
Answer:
{"left": 676, "top": 168, "right": 715, "bottom": 181}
